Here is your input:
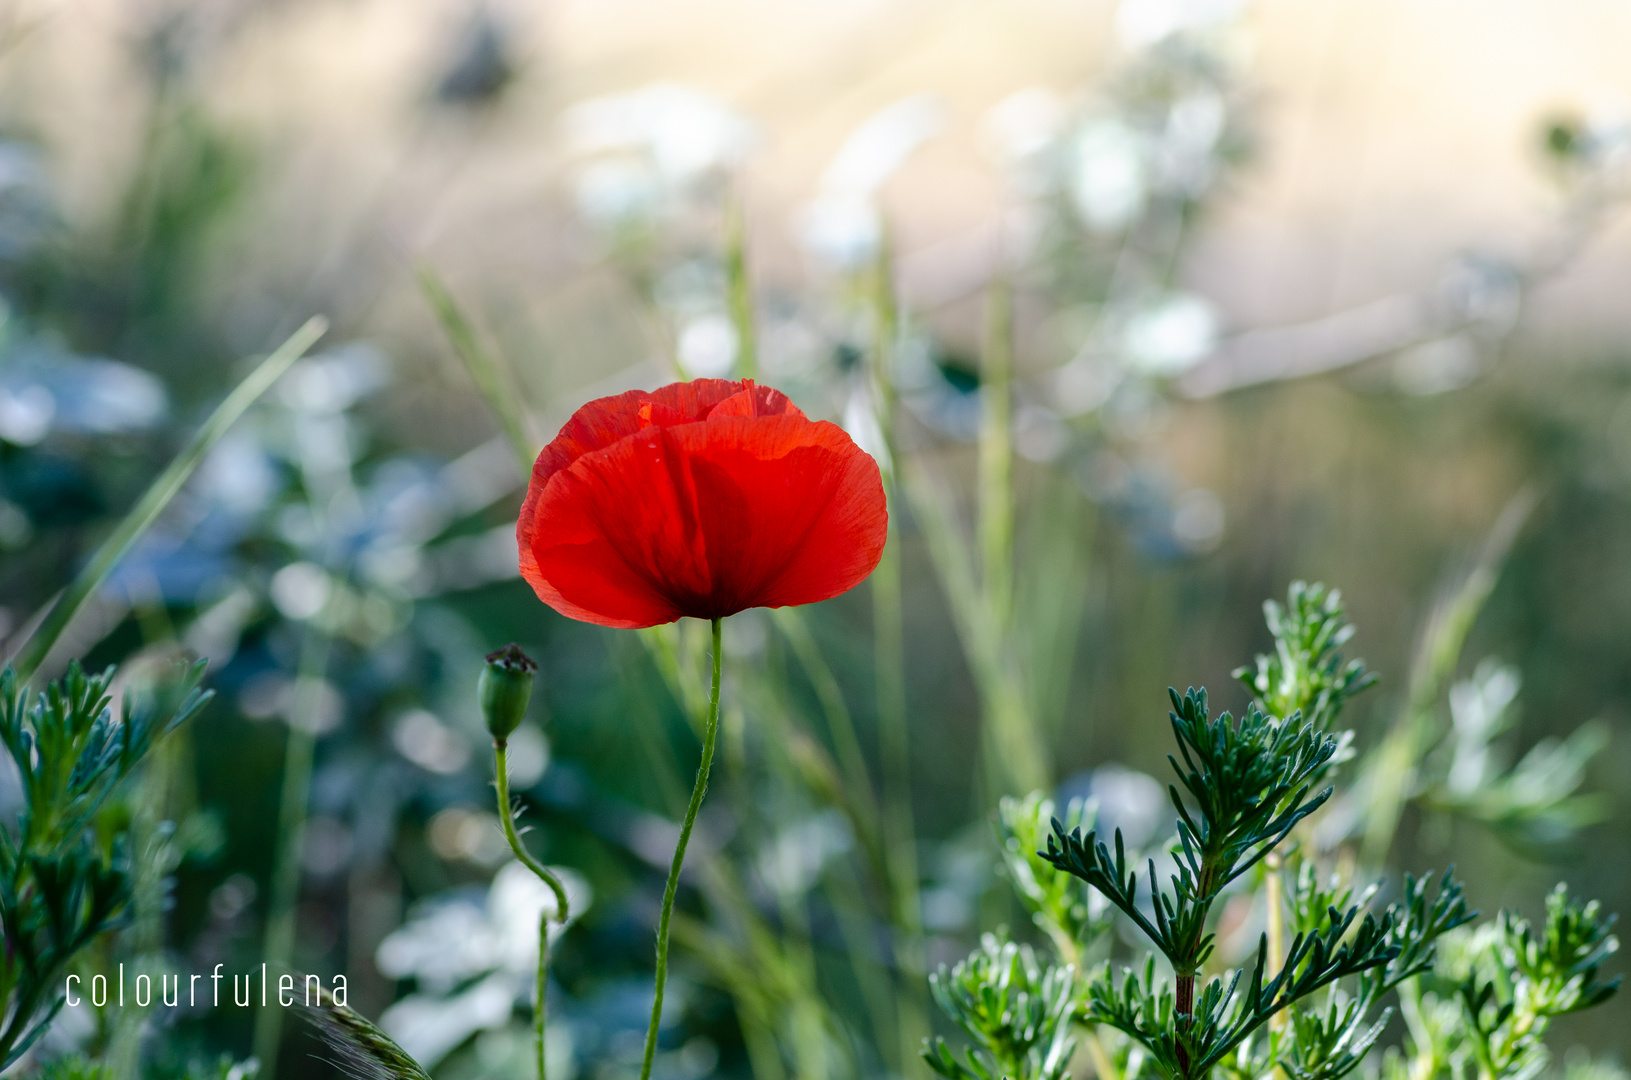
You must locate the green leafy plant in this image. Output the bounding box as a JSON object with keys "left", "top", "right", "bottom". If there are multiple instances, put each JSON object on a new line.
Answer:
{"left": 924, "top": 934, "right": 1079, "bottom": 1080}
{"left": 925, "top": 583, "right": 1619, "bottom": 1080}
{"left": 998, "top": 793, "right": 1110, "bottom": 966}
{"left": 0, "top": 660, "right": 211, "bottom": 1070}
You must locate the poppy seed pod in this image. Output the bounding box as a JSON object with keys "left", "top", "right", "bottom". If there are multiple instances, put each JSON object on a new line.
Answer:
{"left": 479, "top": 643, "right": 536, "bottom": 742}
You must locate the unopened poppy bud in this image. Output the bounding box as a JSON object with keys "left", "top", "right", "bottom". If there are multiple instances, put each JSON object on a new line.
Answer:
{"left": 479, "top": 644, "right": 536, "bottom": 742}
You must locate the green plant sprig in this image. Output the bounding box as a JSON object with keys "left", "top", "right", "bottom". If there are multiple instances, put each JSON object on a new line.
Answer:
{"left": 1044, "top": 689, "right": 1339, "bottom": 977}
{"left": 923, "top": 935, "right": 1079, "bottom": 1080}
{"left": 1234, "top": 582, "right": 1376, "bottom": 733}
{"left": 0, "top": 660, "right": 211, "bottom": 1071}
{"left": 1456, "top": 886, "right": 1620, "bottom": 1080}
{"left": 998, "top": 793, "right": 1109, "bottom": 966}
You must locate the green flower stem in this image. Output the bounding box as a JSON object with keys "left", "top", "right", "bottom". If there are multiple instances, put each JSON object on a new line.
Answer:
{"left": 640, "top": 616, "right": 723, "bottom": 1080}
{"left": 494, "top": 738, "right": 570, "bottom": 1080}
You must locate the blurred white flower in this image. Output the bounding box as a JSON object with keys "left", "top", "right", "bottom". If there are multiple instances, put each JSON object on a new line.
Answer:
{"left": 1122, "top": 294, "right": 1218, "bottom": 375}
{"left": 1115, "top": 0, "right": 1246, "bottom": 51}
{"left": 505, "top": 723, "right": 550, "bottom": 787}
{"left": 1072, "top": 120, "right": 1147, "bottom": 232}
{"left": 377, "top": 861, "right": 591, "bottom": 993}
{"left": 1393, "top": 334, "right": 1482, "bottom": 396}
{"left": 800, "top": 95, "right": 946, "bottom": 268}
{"left": 797, "top": 195, "right": 881, "bottom": 270}
{"left": 1013, "top": 404, "right": 1071, "bottom": 463}
{"left": 676, "top": 313, "right": 738, "bottom": 377}
{"left": 1168, "top": 92, "right": 1226, "bottom": 159}
{"left": 270, "top": 561, "right": 332, "bottom": 620}
{"left": 574, "top": 159, "right": 660, "bottom": 226}
{"left": 427, "top": 808, "right": 512, "bottom": 866}
{"left": 279, "top": 344, "right": 389, "bottom": 415}
{"left": 1171, "top": 488, "right": 1225, "bottom": 552}
{"left": 198, "top": 430, "right": 279, "bottom": 516}
{"left": 64, "top": 359, "right": 168, "bottom": 433}
{"left": 392, "top": 709, "right": 472, "bottom": 775}
{"left": 1155, "top": 91, "right": 1227, "bottom": 195}
{"left": 0, "top": 349, "right": 168, "bottom": 441}
{"left": 982, "top": 88, "right": 1066, "bottom": 170}
{"left": 1060, "top": 765, "right": 1168, "bottom": 850}
{"left": 842, "top": 385, "right": 892, "bottom": 474}
{"left": 1052, "top": 356, "right": 1115, "bottom": 418}
{"left": 822, "top": 95, "right": 947, "bottom": 197}
{"left": 563, "top": 83, "right": 754, "bottom": 183}
{"left": 380, "top": 972, "right": 515, "bottom": 1069}
{"left": 1447, "top": 661, "right": 1521, "bottom": 795}
{"left": 301, "top": 816, "right": 353, "bottom": 877}
{"left": 0, "top": 384, "right": 52, "bottom": 445}
{"left": 758, "top": 811, "right": 852, "bottom": 896}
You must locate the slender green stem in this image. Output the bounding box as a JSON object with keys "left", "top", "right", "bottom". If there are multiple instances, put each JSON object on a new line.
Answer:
{"left": 495, "top": 739, "right": 570, "bottom": 1080}
{"left": 725, "top": 204, "right": 756, "bottom": 380}
{"left": 1265, "top": 852, "right": 1285, "bottom": 1044}
{"left": 869, "top": 235, "right": 929, "bottom": 1074}
{"left": 254, "top": 626, "right": 334, "bottom": 1074}
{"left": 419, "top": 265, "right": 537, "bottom": 474}
{"left": 978, "top": 279, "right": 1014, "bottom": 631}
{"left": 640, "top": 616, "right": 723, "bottom": 1080}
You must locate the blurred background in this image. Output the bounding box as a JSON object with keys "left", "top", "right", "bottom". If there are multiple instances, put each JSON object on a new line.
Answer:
{"left": 3, "top": 0, "right": 1631, "bottom": 1076}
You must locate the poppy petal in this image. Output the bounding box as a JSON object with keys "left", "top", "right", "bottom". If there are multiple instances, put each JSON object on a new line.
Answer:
{"left": 518, "top": 379, "right": 886, "bottom": 628}
{"left": 677, "top": 416, "right": 886, "bottom": 612}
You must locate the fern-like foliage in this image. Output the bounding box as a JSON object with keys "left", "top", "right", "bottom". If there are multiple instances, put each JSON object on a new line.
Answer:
{"left": 997, "top": 793, "right": 1110, "bottom": 964}
{"left": 1043, "top": 688, "right": 1339, "bottom": 976}
{"left": 0, "top": 660, "right": 210, "bottom": 1071}
{"left": 923, "top": 935, "right": 1079, "bottom": 1080}
{"left": 1234, "top": 582, "right": 1375, "bottom": 732}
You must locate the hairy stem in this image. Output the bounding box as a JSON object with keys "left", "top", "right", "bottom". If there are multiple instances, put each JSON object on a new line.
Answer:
{"left": 495, "top": 739, "right": 570, "bottom": 1080}
{"left": 639, "top": 616, "right": 723, "bottom": 1080}
{"left": 1176, "top": 973, "right": 1195, "bottom": 1077}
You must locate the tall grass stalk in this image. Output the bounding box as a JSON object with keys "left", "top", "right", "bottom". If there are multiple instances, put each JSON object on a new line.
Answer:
{"left": 1359, "top": 487, "right": 1537, "bottom": 866}
{"left": 253, "top": 626, "right": 334, "bottom": 1074}
{"left": 869, "top": 238, "right": 928, "bottom": 1076}
{"left": 10, "top": 317, "right": 327, "bottom": 682}
{"left": 420, "top": 266, "right": 537, "bottom": 473}
{"left": 975, "top": 280, "right": 1047, "bottom": 798}
{"left": 726, "top": 203, "right": 757, "bottom": 380}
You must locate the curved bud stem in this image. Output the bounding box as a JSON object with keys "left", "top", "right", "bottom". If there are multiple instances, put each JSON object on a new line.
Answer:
{"left": 495, "top": 738, "right": 570, "bottom": 1080}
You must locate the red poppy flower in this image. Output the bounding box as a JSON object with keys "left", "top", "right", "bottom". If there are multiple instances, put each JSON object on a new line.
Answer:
{"left": 518, "top": 378, "right": 888, "bottom": 629}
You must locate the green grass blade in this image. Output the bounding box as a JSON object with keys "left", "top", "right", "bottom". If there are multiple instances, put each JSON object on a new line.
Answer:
{"left": 418, "top": 265, "right": 536, "bottom": 474}
{"left": 725, "top": 202, "right": 756, "bottom": 380}
{"left": 10, "top": 316, "right": 327, "bottom": 682}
